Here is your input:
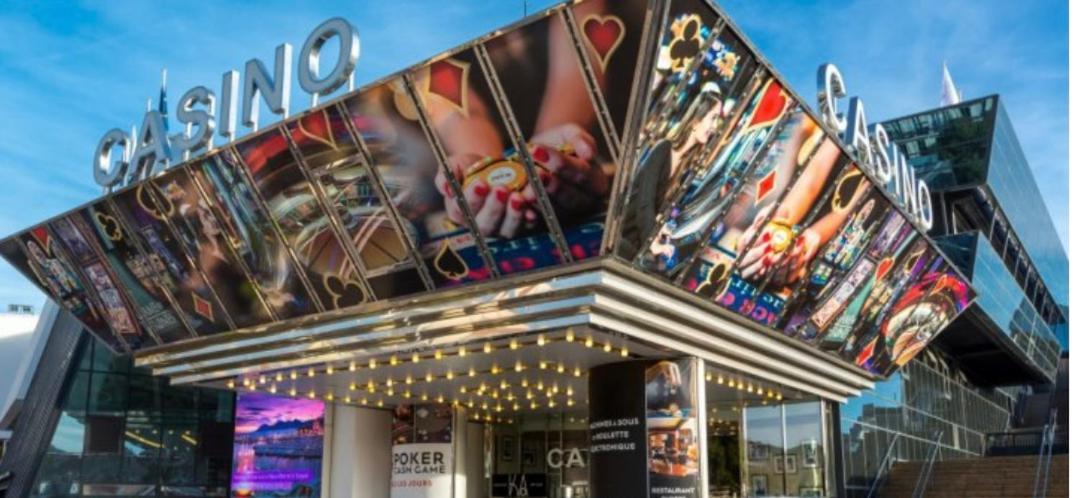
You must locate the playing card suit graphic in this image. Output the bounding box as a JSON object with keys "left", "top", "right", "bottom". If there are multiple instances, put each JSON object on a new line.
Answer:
{"left": 325, "top": 274, "right": 367, "bottom": 309}
{"left": 434, "top": 240, "right": 469, "bottom": 280}
{"left": 668, "top": 14, "right": 704, "bottom": 72}
{"left": 427, "top": 59, "right": 470, "bottom": 116}
{"left": 581, "top": 15, "right": 625, "bottom": 71}
{"left": 136, "top": 184, "right": 170, "bottom": 221}
{"left": 93, "top": 211, "right": 124, "bottom": 241}
{"left": 29, "top": 226, "right": 50, "bottom": 250}
{"left": 875, "top": 257, "right": 894, "bottom": 280}
{"left": 745, "top": 79, "right": 789, "bottom": 131}
{"left": 755, "top": 170, "right": 777, "bottom": 204}
{"left": 192, "top": 294, "right": 215, "bottom": 322}
{"left": 295, "top": 109, "right": 338, "bottom": 150}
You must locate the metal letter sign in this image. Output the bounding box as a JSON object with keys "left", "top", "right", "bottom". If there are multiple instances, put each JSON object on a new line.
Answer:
{"left": 816, "top": 63, "right": 933, "bottom": 230}
{"left": 92, "top": 17, "right": 361, "bottom": 189}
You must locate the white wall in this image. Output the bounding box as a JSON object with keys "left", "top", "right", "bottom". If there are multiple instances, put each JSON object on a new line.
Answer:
{"left": 327, "top": 404, "right": 393, "bottom": 498}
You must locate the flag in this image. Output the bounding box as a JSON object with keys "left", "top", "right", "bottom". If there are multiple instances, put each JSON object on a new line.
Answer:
{"left": 159, "top": 68, "right": 169, "bottom": 132}
{"left": 940, "top": 62, "right": 961, "bottom": 107}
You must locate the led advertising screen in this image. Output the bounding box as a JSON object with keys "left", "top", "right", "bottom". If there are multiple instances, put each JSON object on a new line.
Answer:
{"left": 231, "top": 392, "right": 326, "bottom": 498}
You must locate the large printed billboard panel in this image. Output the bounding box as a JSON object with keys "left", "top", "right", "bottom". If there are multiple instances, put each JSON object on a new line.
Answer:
{"left": 342, "top": 80, "right": 491, "bottom": 287}
{"left": 410, "top": 47, "right": 568, "bottom": 274}
{"left": 0, "top": 0, "right": 972, "bottom": 378}
{"left": 191, "top": 152, "right": 318, "bottom": 319}
{"left": 111, "top": 184, "right": 233, "bottom": 335}
{"left": 149, "top": 168, "right": 274, "bottom": 327}
{"left": 234, "top": 129, "right": 370, "bottom": 310}
{"left": 285, "top": 106, "right": 429, "bottom": 299}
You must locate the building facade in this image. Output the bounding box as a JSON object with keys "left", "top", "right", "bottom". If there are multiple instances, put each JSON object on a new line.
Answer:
{"left": 835, "top": 96, "right": 1068, "bottom": 497}
{"left": 0, "top": 1, "right": 1063, "bottom": 498}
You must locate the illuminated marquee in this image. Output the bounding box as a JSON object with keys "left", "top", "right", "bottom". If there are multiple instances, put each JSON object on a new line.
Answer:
{"left": 3, "top": 0, "right": 972, "bottom": 378}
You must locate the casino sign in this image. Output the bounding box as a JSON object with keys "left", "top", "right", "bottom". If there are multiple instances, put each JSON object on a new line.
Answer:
{"left": 2, "top": 0, "right": 973, "bottom": 399}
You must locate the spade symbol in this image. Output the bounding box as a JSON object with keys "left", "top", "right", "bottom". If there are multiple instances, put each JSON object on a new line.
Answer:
{"left": 695, "top": 262, "right": 727, "bottom": 296}
{"left": 434, "top": 241, "right": 469, "bottom": 281}
{"left": 669, "top": 17, "right": 702, "bottom": 72}
{"left": 325, "top": 275, "right": 366, "bottom": 309}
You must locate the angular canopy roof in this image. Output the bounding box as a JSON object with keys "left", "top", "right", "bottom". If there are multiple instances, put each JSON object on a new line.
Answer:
{"left": 0, "top": 0, "right": 973, "bottom": 379}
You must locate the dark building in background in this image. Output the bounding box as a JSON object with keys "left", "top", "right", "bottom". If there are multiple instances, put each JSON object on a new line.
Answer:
{"left": 0, "top": 305, "right": 234, "bottom": 498}
{"left": 837, "top": 96, "right": 1068, "bottom": 496}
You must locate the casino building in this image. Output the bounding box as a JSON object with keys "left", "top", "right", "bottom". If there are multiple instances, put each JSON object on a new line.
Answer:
{"left": 0, "top": 0, "right": 1062, "bottom": 497}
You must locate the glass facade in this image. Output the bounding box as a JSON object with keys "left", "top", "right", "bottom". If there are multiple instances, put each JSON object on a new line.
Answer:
{"left": 936, "top": 233, "right": 1061, "bottom": 376}
{"left": 839, "top": 352, "right": 1013, "bottom": 497}
{"left": 881, "top": 97, "right": 1068, "bottom": 349}
{"left": 742, "top": 401, "right": 833, "bottom": 497}
{"left": 28, "top": 335, "right": 234, "bottom": 497}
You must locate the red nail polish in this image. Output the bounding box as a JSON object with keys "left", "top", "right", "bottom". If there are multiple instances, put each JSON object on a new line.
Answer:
{"left": 510, "top": 198, "right": 523, "bottom": 210}
{"left": 496, "top": 188, "right": 509, "bottom": 203}
{"left": 761, "top": 232, "right": 771, "bottom": 243}
{"left": 532, "top": 146, "right": 550, "bottom": 164}
{"left": 474, "top": 182, "right": 490, "bottom": 197}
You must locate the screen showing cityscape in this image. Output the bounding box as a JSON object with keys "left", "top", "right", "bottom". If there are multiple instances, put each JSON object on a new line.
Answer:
{"left": 231, "top": 392, "right": 326, "bottom": 498}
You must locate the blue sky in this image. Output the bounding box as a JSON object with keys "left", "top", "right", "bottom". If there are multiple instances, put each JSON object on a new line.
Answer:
{"left": 0, "top": 0, "right": 1067, "bottom": 310}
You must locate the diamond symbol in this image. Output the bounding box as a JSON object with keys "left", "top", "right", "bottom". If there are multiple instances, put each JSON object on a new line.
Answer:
{"left": 755, "top": 170, "right": 776, "bottom": 204}
{"left": 193, "top": 294, "right": 214, "bottom": 322}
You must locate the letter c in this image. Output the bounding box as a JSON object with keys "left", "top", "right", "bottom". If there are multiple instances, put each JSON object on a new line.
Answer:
{"left": 94, "top": 128, "right": 131, "bottom": 188}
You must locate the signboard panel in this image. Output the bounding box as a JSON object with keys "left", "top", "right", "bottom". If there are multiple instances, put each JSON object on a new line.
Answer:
{"left": 231, "top": 392, "right": 326, "bottom": 498}
{"left": 391, "top": 404, "right": 456, "bottom": 498}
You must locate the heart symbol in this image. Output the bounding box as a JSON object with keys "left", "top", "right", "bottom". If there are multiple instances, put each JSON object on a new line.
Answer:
{"left": 876, "top": 257, "right": 894, "bottom": 280}
{"left": 581, "top": 15, "right": 625, "bottom": 71}
{"left": 746, "top": 79, "right": 789, "bottom": 130}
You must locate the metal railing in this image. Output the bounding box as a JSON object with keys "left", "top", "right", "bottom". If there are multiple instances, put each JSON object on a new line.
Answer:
{"left": 912, "top": 431, "right": 944, "bottom": 498}
{"left": 865, "top": 433, "right": 901, "bottom": 498}
{"left": 1031, "top": 409, "right": 1058, "bottom": 498}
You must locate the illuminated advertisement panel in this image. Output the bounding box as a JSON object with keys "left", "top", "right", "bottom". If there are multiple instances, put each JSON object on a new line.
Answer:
{"left": 1, "top": 228, "right": 126, "bottom": 352}
{"left": 191, "top": 152, "right": 318, "bottom": 319}
{"left": 570, "top": 0, "right": 650, "bottom": 139}
{"left": 286, "top": 106, "right": 428, "bottom": 299}
{"left": 617, "top": 7, "right": 759, "bottom": 259}
{"left": 855, "top": 259, "right": 972, "bottom": 377}
{"left": 635, "top": 77, "right": 791, "bottom": 277}
{"left": 342, "top": 80, "right": 491, "bottom": 287}
{"left": 75, "top": 201, "right": 192, "bottom": 343}
{"left": 231, "top": 393, "right": 325, "bottom": 498}
{"left": 411, "top": 48, "right": 568, "bottom": 274}
{"left": 0, "top": 0, "right": 975, "bottom": 376}
{"left": 484, "top": 12, "right": 616, "bottom": 261}
{"left": 235, "top": 129, "right": 369, "bottom": 310}
{"left": 150, "top": 168, "right": 273, "bottom": 327}
{"left": 111, "top": 184, "right": 233, "bottom": 335}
